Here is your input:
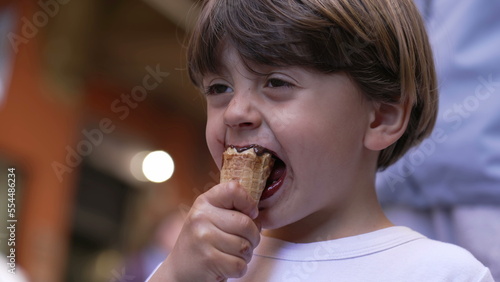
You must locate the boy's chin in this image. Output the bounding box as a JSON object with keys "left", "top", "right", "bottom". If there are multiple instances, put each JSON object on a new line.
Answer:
{"left": 256, "top": 210, "right": 289, "bottom": 231}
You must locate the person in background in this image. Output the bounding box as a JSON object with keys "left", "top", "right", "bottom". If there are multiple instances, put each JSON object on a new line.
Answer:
{"left": 376, "top": 1, "right": 500, "bottom": 280}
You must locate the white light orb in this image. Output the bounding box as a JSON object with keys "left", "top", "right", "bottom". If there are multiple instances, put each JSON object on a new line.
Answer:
{"left": 142, "top": 150, "right": 175, "bottom": 183}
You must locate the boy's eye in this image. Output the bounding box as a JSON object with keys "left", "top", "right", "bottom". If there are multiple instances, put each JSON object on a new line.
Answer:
{"left": 266, "top": 78, "right": 294, "bottom": 88}
{"left": 205, "top": 84, "right": 233, "bottom": 95}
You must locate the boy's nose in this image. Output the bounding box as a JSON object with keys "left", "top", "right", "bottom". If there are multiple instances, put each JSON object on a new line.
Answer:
{"left": 223, "top": 93, "right": 261, "bottom": 130}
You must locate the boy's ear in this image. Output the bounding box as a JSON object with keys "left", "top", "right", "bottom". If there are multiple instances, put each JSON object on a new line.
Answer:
{"left": 364, "top": 101, "right": 410, "bottom": 151}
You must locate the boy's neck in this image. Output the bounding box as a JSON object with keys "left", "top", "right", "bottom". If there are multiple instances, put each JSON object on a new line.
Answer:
{"left": 262, "top": 179, "right": 393, "bottom": 243}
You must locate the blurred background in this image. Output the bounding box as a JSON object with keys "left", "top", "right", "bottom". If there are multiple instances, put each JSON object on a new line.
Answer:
{"left": 0, "top": 0, "right": 217, "bottom": 281}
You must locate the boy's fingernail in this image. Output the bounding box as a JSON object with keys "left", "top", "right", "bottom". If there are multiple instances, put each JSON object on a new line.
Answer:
{"left": 226, "top": 181, "right": 239, "bottom": 191}
{"left": 250, "top": 206, "right": 258, "bottom": 219}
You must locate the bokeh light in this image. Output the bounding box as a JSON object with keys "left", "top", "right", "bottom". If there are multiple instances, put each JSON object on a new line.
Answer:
{"left": 141, "top": 150, "right": 175, "bottom": 183}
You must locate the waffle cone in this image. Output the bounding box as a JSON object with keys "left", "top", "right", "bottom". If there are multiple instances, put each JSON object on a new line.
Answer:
{"left": 220, "top": 147, "right": 274, "bottom": 201}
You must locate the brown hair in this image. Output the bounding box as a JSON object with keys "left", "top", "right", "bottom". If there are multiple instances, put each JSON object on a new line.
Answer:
{"left": 187, "top": 0, "right": 438, "bottom": 169}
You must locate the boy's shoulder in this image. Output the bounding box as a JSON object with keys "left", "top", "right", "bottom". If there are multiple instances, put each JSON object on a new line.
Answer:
{"left": 243, "top": 226, "right": 493, "bottom": 282}
{"left": 357, "top": 226, "right": 494, "bottom": 281}
{"left": 404, "top": 233, "right": 473, "bottom": 260}
{"left": 398, "top": 233, "right": 492, "bottom": 280}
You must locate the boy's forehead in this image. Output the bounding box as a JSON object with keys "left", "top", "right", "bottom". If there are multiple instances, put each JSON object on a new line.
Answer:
{"left": 203, "top": 44, "right": 260, "bottom": 77}
{"left": 201, "top": 43, "right": 240, "bottom": 77}
{"left": 218, "top": 44, "right": 241, "bottom": 66}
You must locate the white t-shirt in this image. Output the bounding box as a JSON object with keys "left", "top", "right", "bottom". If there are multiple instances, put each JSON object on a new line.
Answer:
{"left": 231, "top": 226, "right": 493, "bottom": 282}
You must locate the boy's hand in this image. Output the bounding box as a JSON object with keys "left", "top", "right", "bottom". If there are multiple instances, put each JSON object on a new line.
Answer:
{"left": 149, "top": 181, "right": 261, "bottom": 281}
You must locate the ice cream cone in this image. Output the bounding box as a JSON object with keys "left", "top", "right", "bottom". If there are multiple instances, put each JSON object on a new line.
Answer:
{"left": 220, "top": 146, "right": 274, "bottom": 201}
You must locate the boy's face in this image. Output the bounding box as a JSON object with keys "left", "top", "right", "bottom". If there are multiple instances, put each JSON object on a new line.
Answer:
{"left": 203, "top": 45, "right": 375, "bottom": 232}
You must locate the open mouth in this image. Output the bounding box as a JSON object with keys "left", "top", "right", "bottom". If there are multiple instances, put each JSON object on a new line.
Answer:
{"left": 261, "top": 151, "right": 287, "bottom": 200}
{"left": 223, "top": 144, "right": 287, "bottom": 201}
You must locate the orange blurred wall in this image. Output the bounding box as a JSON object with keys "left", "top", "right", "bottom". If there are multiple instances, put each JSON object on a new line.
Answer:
{"left": 1, "top": 1, "right": 215, "bottom": 281}
{"left": 0, "top": 0, "right": 81, "bottom": 281}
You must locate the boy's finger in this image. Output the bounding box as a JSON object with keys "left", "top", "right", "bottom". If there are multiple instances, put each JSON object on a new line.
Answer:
{"left": 206, "top": 181, "right": 259, "bottom": 219}
{"left": 211, "top": 209, "right": 261, "bottom": 249}
{"left": 209, "top": 250, "right": 249, "bottom": 280}
{"left": 212, "top": 231, "right": 254, "bottom": 263}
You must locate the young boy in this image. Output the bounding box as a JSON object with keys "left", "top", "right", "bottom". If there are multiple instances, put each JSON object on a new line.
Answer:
{"left": 150, "top": 0, "right": 493, "bottom": 281}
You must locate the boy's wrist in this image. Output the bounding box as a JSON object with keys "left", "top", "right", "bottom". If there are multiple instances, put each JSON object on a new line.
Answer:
{"left": 147, "top": 258, "right": 182, "bottom": 282}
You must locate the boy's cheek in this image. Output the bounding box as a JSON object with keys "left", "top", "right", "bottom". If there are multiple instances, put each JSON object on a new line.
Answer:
{"left": 207, "top": 144, "right": 223, "bottom": 170}
{"left": 205, "top": 125, "right": 224, "bottom": 168}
